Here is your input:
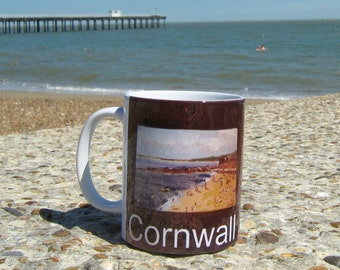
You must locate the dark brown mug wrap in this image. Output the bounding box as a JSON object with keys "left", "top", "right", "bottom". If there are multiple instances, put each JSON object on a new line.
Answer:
{"left": 125, "top": 96, "right": 244, "bottom": 254}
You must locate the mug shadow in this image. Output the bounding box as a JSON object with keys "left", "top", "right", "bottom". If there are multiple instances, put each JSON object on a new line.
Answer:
{"left": 39, "top": 204, "right": 124, "bottom": 245}
{"left": 39, "top": 205, "right": 199, "bottom": 258}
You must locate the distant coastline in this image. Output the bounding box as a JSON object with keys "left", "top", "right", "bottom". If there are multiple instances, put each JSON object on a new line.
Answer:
{"left": 166, "top": 18, "right": 340, "bottom": 25}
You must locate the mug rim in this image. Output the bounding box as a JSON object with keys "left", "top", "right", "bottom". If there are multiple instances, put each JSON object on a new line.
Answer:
{"left": 125, "top": 90, "right": 245, "bottom": 102}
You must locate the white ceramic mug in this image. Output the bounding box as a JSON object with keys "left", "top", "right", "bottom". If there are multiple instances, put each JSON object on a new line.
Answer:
{"left": 77, "top": 90, "right": 245, "bottom": 255}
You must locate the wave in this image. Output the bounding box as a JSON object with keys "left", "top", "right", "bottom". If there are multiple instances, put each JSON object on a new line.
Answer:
{"left": 0, "top": 77, "right": 322, "bottom": 100}
{"left": 0, "top": 81, "right": 300, "bottom": 100}
{"left": 0, "top": 80, "right": 127, "bottom": 96}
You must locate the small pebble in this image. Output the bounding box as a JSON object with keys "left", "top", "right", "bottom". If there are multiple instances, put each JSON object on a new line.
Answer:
{"left": 31, "top": 208, "right": 41, "bottom": 215}
{"left": 237, "top": 236, "right": 248, "bottom": 244}
{"left": 307, "top": 266, "right": 329, "bottom": 270}
{"left": 61, "top": 244, "right": 72, "bottom": 251}
{"left": 324, "top": 255, "right": 340, "bottom": 268}
{"left": 330, "top": 221, "right": 340, "bottom": 228}
{"left": 109, "top": 184, "right": 122, "bottom": 192}
{"left": 93, "top": 253, "right": 108, "bottom": 260}
{"left": 53, "top": 229, "right": 71, "bottom": 238}
{"left": 50, "top": 256, "right": 60, "bottom": 262}
{"left": 2, "top": 251, "right": 24, "bottom": 257}
{"left": 2, "top": 207, "right": 23, "bottom": 217}
{"left": 280, "top": 253, "right": 297, "bottom": 258}
{"left": 256, "top": 231, "right": 279, "bottom": 244}
{"left": 25, "top": 200, "right": 38, "bottom": 205}
{"left": 242, "top": 203, "right": 254, "bottom": 210}
{"left": 93, "top": 245, "right": 113, "bottom": 252}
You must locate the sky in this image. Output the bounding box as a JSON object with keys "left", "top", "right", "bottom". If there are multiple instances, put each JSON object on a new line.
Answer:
{"left": 1, "top": 0, "right": 340, "bottom": 22}
{"left": 136, "top": 127, "right": 237, "bottom": 160}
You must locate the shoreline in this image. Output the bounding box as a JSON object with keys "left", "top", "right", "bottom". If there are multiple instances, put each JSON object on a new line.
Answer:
{"left": 0, "top": 90, "right": 125, "bottom": 101}
{"left": 160, "top": 171, "right": 237, "bottom": 212}
{"left": 0, "top": 89, "right": 276, "bottom": 102}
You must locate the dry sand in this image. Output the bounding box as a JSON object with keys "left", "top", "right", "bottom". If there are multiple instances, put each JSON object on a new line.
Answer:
{"left": 0, "top": 91, "right": 339, "bottom": 269}
{"left": 0, "top": 91, "right": 123, "bottom": 135}
{"left": 160, "top": 172, "right": 237, "bottom": 212}
{"left": 0, "top": 91, "right": 267, "bottom": 135}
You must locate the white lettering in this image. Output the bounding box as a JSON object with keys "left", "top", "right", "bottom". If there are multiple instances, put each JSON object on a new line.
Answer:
{"left": 215, "top": 225, "right": 228, "bottom": 245}
{"left": 129, "top": 214, "right": 143, "bottom": 241}
{"left": 174, "top": 229, "right": 190, "bottom": 248}
{"left": 233, "top": 214, "right": 236, "bottom": 240}
{"left": 193, "top": 228, "right": 215, "bottom": 248}
{"left": 145, "top": 226, "right": 160, "bottom": 246}
{"left": 229, "top": 215, "right": 233, "bottom": 242}
{"left": 162, "top": 228, "right": 173, "bottom": 247}
{"left": 128, "top": 213, "right": 237, "bottom": 249}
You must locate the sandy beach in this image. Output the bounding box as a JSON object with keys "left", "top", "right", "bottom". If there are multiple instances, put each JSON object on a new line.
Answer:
{"left": 163, "top": 171, "right": 238, "bottom": 213}
{"left": 0, "top": 91, "right": 339, "bottom": 269}
{"left": 0, "top": 91, "right": 267, "bottom": 135}
{"left": 0, "top": 91, "right": 124, "bottom": 135}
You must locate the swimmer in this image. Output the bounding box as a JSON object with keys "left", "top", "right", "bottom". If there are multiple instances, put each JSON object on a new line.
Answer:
{"left": 256, "top": 44, "right": 267, "bottom": 51}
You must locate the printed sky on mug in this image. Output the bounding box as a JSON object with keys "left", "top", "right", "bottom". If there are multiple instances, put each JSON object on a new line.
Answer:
{"left": 136, "top": 126, "right": 237, "bottom": 160}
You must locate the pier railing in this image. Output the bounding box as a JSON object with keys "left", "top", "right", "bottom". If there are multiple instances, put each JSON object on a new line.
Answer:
{"left": 0, "top": 14, "right": 167, "bottom": 34}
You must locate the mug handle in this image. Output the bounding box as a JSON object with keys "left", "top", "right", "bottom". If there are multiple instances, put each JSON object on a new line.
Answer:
{"left": 76, "top": 107, "right": 124, "bottom": 214}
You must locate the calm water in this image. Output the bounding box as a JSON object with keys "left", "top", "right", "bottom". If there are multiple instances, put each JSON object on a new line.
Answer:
{"left": 0, "top": 20, "right": 339, "bottom": 99}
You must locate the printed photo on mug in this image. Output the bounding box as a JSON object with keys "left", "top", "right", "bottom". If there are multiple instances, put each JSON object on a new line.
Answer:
{"left": 134, "top": 126, "right": 238, "bottom": 212}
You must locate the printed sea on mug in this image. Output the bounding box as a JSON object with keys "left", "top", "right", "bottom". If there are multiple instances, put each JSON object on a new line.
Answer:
{"left": 134, "top": 126, "right": 238, "bottom": 212}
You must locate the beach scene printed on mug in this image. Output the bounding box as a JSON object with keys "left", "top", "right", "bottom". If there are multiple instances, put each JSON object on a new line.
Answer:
{"left": 134, "top": 126, "right": 238, "bottom": 213}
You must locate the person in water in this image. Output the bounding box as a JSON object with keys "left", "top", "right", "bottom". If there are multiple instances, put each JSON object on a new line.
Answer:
{"left": 256, "top": 45, "right": 267, "bottom": 51}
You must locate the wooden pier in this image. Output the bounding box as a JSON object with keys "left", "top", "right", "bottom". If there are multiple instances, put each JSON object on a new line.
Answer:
{"left": 0, "top": 14, "right": 166, "bottom": 34}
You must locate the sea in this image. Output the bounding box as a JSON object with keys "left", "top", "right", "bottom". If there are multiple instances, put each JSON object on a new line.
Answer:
{"left": 0, "top": 20, "right": 339, "bottom": 100}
